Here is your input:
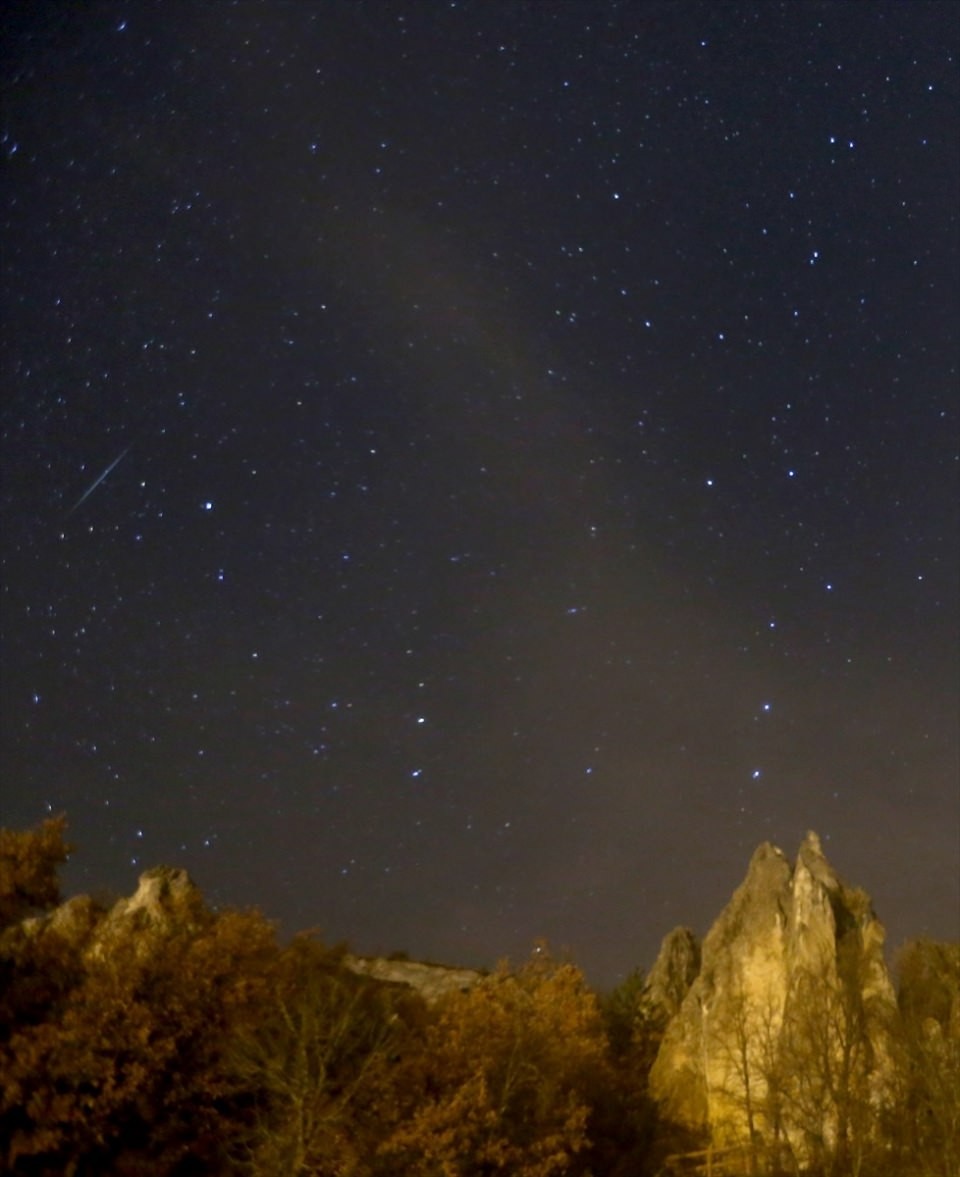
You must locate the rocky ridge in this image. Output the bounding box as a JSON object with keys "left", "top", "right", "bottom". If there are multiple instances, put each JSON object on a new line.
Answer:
{"left": 344, "top": 955, "right": 483, "bottom": 1003}
{"left": 16, "top": 866, "right": 482, "bottom": 1003}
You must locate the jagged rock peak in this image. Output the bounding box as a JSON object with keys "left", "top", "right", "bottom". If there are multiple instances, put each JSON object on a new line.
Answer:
{"left": 801, "top": 828, "right": 822, "bottom": 855}
{"left": 645, "top": 926, "right": 700, "bottom": 1022}
{"left": 105, "top": 866, "right": 205, "bottom": 931}
{"left": 696, "top": 840, "right": 792, "bottom": 978}
{"left": 743, "top": 838, "right": 790, "bottom": 879}
{"left": 796, "top": 828, "right": 839, "bottom": 890}
{"left": 648, "top": 831, "right": 897, "bottom": 1165}
{"left": 739, "top": 839, "right": 792, "bottom": 893}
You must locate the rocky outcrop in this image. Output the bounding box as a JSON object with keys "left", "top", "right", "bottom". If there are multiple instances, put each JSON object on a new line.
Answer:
{"left": 100, "top": 866, "right": 205, "bottom": 932}
{"left": 15, "top": 866, "right": 481, "bottom": 1004}
{"left": 82, "top": 866, "right": 207, "bottom": 961}
{"left": 13, "top": 867, "right": 205, "bottom": 950}
{"left": 645, "top": 926, "right": 701, "bottom": 1024}
{"left": 345, "top": 955, "right": 483, "bottom": 1003}
{"left": 649, "top": 832, "right": 897, "bottom": 1167}
{"left": 18, "top": 892, "right": 102, "bottom": 944}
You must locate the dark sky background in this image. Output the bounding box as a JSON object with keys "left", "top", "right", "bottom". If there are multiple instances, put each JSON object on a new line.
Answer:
{"left": 2, "top": 1, "right": 957, "bottom": 987}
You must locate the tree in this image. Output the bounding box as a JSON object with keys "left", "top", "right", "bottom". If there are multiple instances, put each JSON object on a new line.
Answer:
{"left": 893, "top": 939, "right": 960, "bottom": 1176}
{"left": 379, "top": 944, "right": 610, "bottom": 1177}
{"left": 228, "top": 934, "right": 422, "bottom": 1176}
{"left": 779, "top": 925, "right": 895, "bottom": 1177}
{"left": 600, "top": 967, "right": 649, "bottom": 1062}
{"left": 709, "top": 968, "right": 790, "bottom": 1175}
{"left": 1, "top": 896, "right": 279, "bottom": 1174}
{"left": 592, "top": 969, "right": 662, "bottom": 1175}
{"left": 0, "top": 815, "right": 71, "bottom": 928}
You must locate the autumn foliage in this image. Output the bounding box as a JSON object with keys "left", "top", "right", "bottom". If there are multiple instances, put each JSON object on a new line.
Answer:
{"left": 1, "top": 819, "right": 957, "bottom": 1175}
{"left": 378, "top": 947, "right": 611, "bottom": 1176}
{"left": 0, "top": 821, "right": 646, "bottom": 1175}
{"left": 0, "top": 815, "right": 71, "bottom": 928}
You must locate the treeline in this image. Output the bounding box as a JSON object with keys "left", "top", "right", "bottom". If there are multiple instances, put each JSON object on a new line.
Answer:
{"left": 0, "top": 817, "right": 957, "bottom": 1176}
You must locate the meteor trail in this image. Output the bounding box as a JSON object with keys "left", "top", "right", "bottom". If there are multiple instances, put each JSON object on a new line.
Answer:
{"left": 66, "top": 446, "right": 131, "bottom": 516}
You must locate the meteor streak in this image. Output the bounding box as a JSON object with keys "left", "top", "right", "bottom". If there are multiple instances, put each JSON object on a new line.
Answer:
{"left": 66, "top": 446, "right": 131, "bottom": 516}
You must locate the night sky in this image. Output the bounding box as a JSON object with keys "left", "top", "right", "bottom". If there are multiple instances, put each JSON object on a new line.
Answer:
{"left": 2, "top": 2, "right": 957, "bottom": 987}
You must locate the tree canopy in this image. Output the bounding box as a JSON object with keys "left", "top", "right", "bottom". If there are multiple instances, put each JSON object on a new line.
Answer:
{"left": 1, "top": 818, "right": 957, "bottom": 1175}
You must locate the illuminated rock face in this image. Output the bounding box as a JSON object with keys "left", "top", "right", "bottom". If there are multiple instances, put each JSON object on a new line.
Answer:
{"left": 85, "top": 866, "right": 208, "bottom": 959}
{"left": 648, "top": 832, "right": 896, "bottom": 1167}
{"left": 105, "top": 866, "right": 203, "bottom": 930}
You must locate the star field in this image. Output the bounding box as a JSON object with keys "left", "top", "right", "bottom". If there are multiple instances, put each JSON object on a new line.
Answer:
{"left": 2, "top": 2, "right": 957, "bottom": 985}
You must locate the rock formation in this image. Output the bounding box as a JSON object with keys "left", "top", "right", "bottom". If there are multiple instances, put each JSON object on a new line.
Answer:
{"left": 644, "top": 925, "right": 701, "bottom": 1025}
{"left": 15, "top": 864, "right": 482, "bottom": 1005}
{"left": 100, "top": 866, "right": 205, "bottom": 931}
{"left": 649, "top": 832, "right": 897, "bottom": 1169}
{"left": 344, "top": 955, "right": 483, "bottom": 1003}
{"left": 14, "top": 866, "right": 205, "bottom": 955}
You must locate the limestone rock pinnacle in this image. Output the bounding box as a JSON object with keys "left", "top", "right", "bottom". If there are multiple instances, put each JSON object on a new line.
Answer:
{"left": 648, "top": 832, "right": 896, "bottom": 1167}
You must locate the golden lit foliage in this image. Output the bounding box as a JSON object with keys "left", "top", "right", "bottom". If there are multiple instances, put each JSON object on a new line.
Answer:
{"left": 894, "top": 939, "right": 960, "bottom": 1176}
{"left": 228, "top": 934, "right": 424, "bottom": 1176}
{"left": 0, "top": 815, "right": 71, "bottom": 927}
{"left": 379, "top": 944, "right": 611, "bottom": 1176}
{"left": 1, "top": 896, "right": 278, "bottom": 1174}
{"left": 9, "top": 816, "right": 955, "bottom": 1176}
